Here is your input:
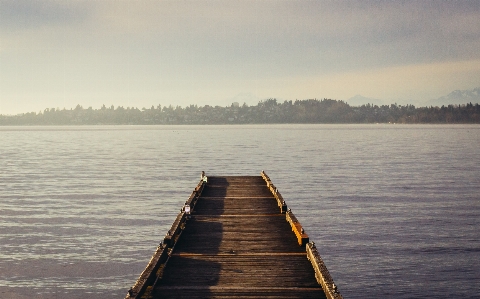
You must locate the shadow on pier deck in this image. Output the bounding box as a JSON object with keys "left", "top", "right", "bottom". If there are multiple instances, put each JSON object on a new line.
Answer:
{"left": 126, "top": 173, "right": 342, "bottom": 299}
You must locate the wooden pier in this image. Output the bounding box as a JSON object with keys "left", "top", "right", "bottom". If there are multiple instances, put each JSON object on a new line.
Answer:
{"left": 125, "top": 172, "right": 342, "bottom": 299}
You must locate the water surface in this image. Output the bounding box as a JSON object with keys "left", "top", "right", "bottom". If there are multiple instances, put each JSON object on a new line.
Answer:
{"left": 1, "top": 124, "right": 479, "bottom": 298}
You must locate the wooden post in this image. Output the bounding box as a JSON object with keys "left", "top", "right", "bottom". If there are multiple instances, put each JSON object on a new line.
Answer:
{"left": 261, "top": 171, "right": 288, "bottom": 213}
{"left": 307, "top": 242, "right": 344, "bottom": 299}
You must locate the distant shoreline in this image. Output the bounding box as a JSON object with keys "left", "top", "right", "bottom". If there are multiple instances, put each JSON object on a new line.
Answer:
{"left": 1, "top": 99, "right": 479, "bottom": 125}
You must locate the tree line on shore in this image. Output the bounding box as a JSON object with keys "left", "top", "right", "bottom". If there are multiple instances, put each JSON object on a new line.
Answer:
{"left": 1, "top": 98, "right": 479, "bottom": 125}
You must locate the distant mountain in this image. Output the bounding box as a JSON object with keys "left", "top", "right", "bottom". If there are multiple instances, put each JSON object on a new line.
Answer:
{"left": 426, "top": 87, "right": 480, "bottom": 107}
{"left": 346, "top": 95, "right": 384, "bottom": 106}
{"left": 347, "top": 88, "right": 480, "bottom": 108}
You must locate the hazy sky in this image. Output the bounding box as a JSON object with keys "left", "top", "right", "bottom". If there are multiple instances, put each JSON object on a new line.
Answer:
{"left": 1, "top": 0, "right": 480, "bottom": 114}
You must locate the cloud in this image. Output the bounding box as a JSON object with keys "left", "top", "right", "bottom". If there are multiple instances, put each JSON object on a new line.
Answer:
{"left": 3, "top": 1, "right": 480, "bottom": 68}
{"left": 0, "top": 0, "right": 90, "bottom": 32}
{"left": 1, "top": 1, "right": 480, "bottom": 114}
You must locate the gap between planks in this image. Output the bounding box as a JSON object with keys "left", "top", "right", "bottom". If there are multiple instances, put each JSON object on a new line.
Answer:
{"left": 154, "top": 286, "right": 322, "bottom": 292}
{"left": 191, "top": 214, "right": 284, "bottom": 217}
{"left": 199, "top": 196, "right": 274, "bottom": 199}
{"left": 171, "top": 252, "right": 306, "bottom": 257}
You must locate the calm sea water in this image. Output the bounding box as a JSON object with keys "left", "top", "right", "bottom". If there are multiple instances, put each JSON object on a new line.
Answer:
{"left": 1, "top": 124, "right": 479, "bottom": 299}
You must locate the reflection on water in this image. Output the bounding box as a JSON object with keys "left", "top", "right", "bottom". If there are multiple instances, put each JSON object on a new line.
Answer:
{"left": 1, "top": 124, "right": 479, "bottom": 298}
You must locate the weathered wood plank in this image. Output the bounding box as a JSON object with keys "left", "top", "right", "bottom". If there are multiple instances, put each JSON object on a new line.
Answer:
{"left": 153, "top": 287, "right": 326, "bottom": 299}
{"left": 193, "top": 196, "right": 279, "bottom": 215}
{"left": 173, "top": 215, "right": 305, "bottom": 254}
{"left": 125, "top": 173, "right": 342, "bottom": 299}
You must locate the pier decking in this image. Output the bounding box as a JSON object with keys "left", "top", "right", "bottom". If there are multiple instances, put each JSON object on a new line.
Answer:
{"left": 126, "top": 172, "right": 342, "bottom": 299}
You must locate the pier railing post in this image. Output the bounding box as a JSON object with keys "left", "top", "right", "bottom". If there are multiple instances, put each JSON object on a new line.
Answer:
{"left": 307, "top": 241, "right": 343, "bottom": 299}
{"left": 261, "top": 171, "right": 288, "bottom": 213}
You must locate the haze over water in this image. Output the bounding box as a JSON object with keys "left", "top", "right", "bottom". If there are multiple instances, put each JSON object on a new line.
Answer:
{"left": 1, "top": 124, "right": 479, "bottom": 298}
